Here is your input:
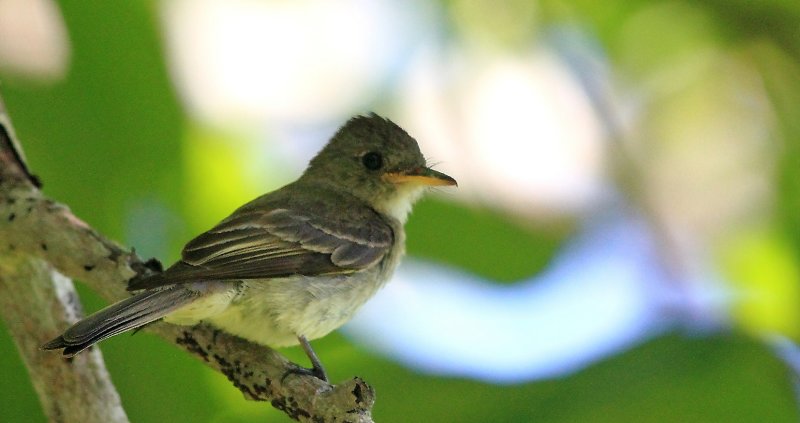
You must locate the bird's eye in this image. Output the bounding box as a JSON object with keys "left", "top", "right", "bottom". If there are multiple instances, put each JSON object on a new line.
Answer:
{"left": 361, "top": 151, "right": 383, "bottom": 170}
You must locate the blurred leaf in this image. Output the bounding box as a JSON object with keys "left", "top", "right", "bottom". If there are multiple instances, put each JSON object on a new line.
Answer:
{"left": 1, "top": 0, "right": 183, "bottom": 240}
{"left": 614, "top": 2, "right": 722, "bottom": 78}
{"left": 183, "top": 125, "right": 261, "bottom": 231}
{"left": 100, "top": 333, "right": 225, "bottom": 423}
{"left": 0, "top": 323, "right": 46, "bottom": 423}
{"left": 750, "top": 43, "right": 800, "bottom": 262}
{"left": 538, "top": 0, "right": 800, "bottom": 83}
{"left": 406, "top": 198, "right": 572, "bottom": 283}
{"left": 534, "top": 332, "right": 798, "bottom": 422}
{"left": 343, "top": 332, "right": 798, "bottom": 423}
{"left": 718, "top": 228, "right": 800, "bottom": 337}
{"left": 698, "top": 0, "right": 800, "bottom": 60}
{"left": 445, "top": 0, "right": 540, "bottom": 49}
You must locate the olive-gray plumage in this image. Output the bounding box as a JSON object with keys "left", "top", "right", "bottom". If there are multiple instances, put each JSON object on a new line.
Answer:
{"left": 42, "top": 114, "right": 456, "bottom": 379}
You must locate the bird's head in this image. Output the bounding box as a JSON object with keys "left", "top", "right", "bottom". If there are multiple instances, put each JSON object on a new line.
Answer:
{"left": 303, "top": 114, "right": 456, "bottom": 223}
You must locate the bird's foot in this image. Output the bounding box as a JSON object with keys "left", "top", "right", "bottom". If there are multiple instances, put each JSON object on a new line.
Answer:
{"left": 282, "top": 362, "right": 328, "bottom": 383}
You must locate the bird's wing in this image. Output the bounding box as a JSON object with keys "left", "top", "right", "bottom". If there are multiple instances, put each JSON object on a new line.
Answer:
{"left": 128, "top": 207, "right": 394, "bottom": 290}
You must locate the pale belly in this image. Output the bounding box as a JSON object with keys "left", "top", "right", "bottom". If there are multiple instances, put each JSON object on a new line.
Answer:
{"left": 164, "top": 270, "right": 389, "bottom": 348}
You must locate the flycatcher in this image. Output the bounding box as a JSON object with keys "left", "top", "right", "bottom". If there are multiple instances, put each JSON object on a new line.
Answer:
{"left": 42, "top": 113, "right": 456, "bottom": 381}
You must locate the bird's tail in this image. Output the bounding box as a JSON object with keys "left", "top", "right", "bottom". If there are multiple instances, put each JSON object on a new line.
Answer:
{"left": 42, "top": 287, "right": 198, "bottom": 357}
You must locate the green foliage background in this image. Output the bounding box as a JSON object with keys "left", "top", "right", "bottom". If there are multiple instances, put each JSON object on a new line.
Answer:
{"left": 1, "top": 1, "right": 800, "bottom": 422}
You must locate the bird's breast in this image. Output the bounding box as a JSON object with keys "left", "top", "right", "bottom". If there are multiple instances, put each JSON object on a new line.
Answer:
{"left": 205, "top": 241, "right": 404, "bottom": 348}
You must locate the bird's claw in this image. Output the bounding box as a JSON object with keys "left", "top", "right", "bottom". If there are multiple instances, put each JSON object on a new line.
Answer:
{"left": 282, "top": 363, "right": 329, "bottom": 383}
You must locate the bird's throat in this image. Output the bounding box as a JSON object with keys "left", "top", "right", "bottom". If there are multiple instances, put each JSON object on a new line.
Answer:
{"left": 376, "top": 185, "right": 426, "bottom": 224}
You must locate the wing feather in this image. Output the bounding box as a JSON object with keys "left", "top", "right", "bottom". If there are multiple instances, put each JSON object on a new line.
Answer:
{"left": 128, "top": 205, "right": 394, "bottom": 290}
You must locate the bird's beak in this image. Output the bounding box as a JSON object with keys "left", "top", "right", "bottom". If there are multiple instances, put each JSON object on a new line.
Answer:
{"left": 384, "top": 167, "right": 458, "bottom": 187}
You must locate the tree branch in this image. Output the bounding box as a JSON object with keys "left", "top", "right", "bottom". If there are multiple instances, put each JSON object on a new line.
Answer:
{"left": 0, "top": 94, "right": 375, "bottom": 423}
{"left": 0, "top": 250, "right": 131, "bottom": 423}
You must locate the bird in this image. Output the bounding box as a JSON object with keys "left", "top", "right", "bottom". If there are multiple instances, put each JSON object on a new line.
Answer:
{"left": 42, "top": 113, "right": 457, "bottom": 381}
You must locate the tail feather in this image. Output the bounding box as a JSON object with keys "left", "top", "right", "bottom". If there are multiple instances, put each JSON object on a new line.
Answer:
{"left": 42, "top": 288, "right": 198, "bottom": 357}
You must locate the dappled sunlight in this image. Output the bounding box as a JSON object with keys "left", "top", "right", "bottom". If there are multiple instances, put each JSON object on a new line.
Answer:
{"left": 0, "top": 0, "right": 69, "bottom": 81}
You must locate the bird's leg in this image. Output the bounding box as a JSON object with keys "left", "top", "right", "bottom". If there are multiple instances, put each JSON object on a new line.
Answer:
{"left": 298, "top": 334, "right": 328, "bottom": 382}
{"left": 280, "top": 335, "right": 329, "bottom": 382}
